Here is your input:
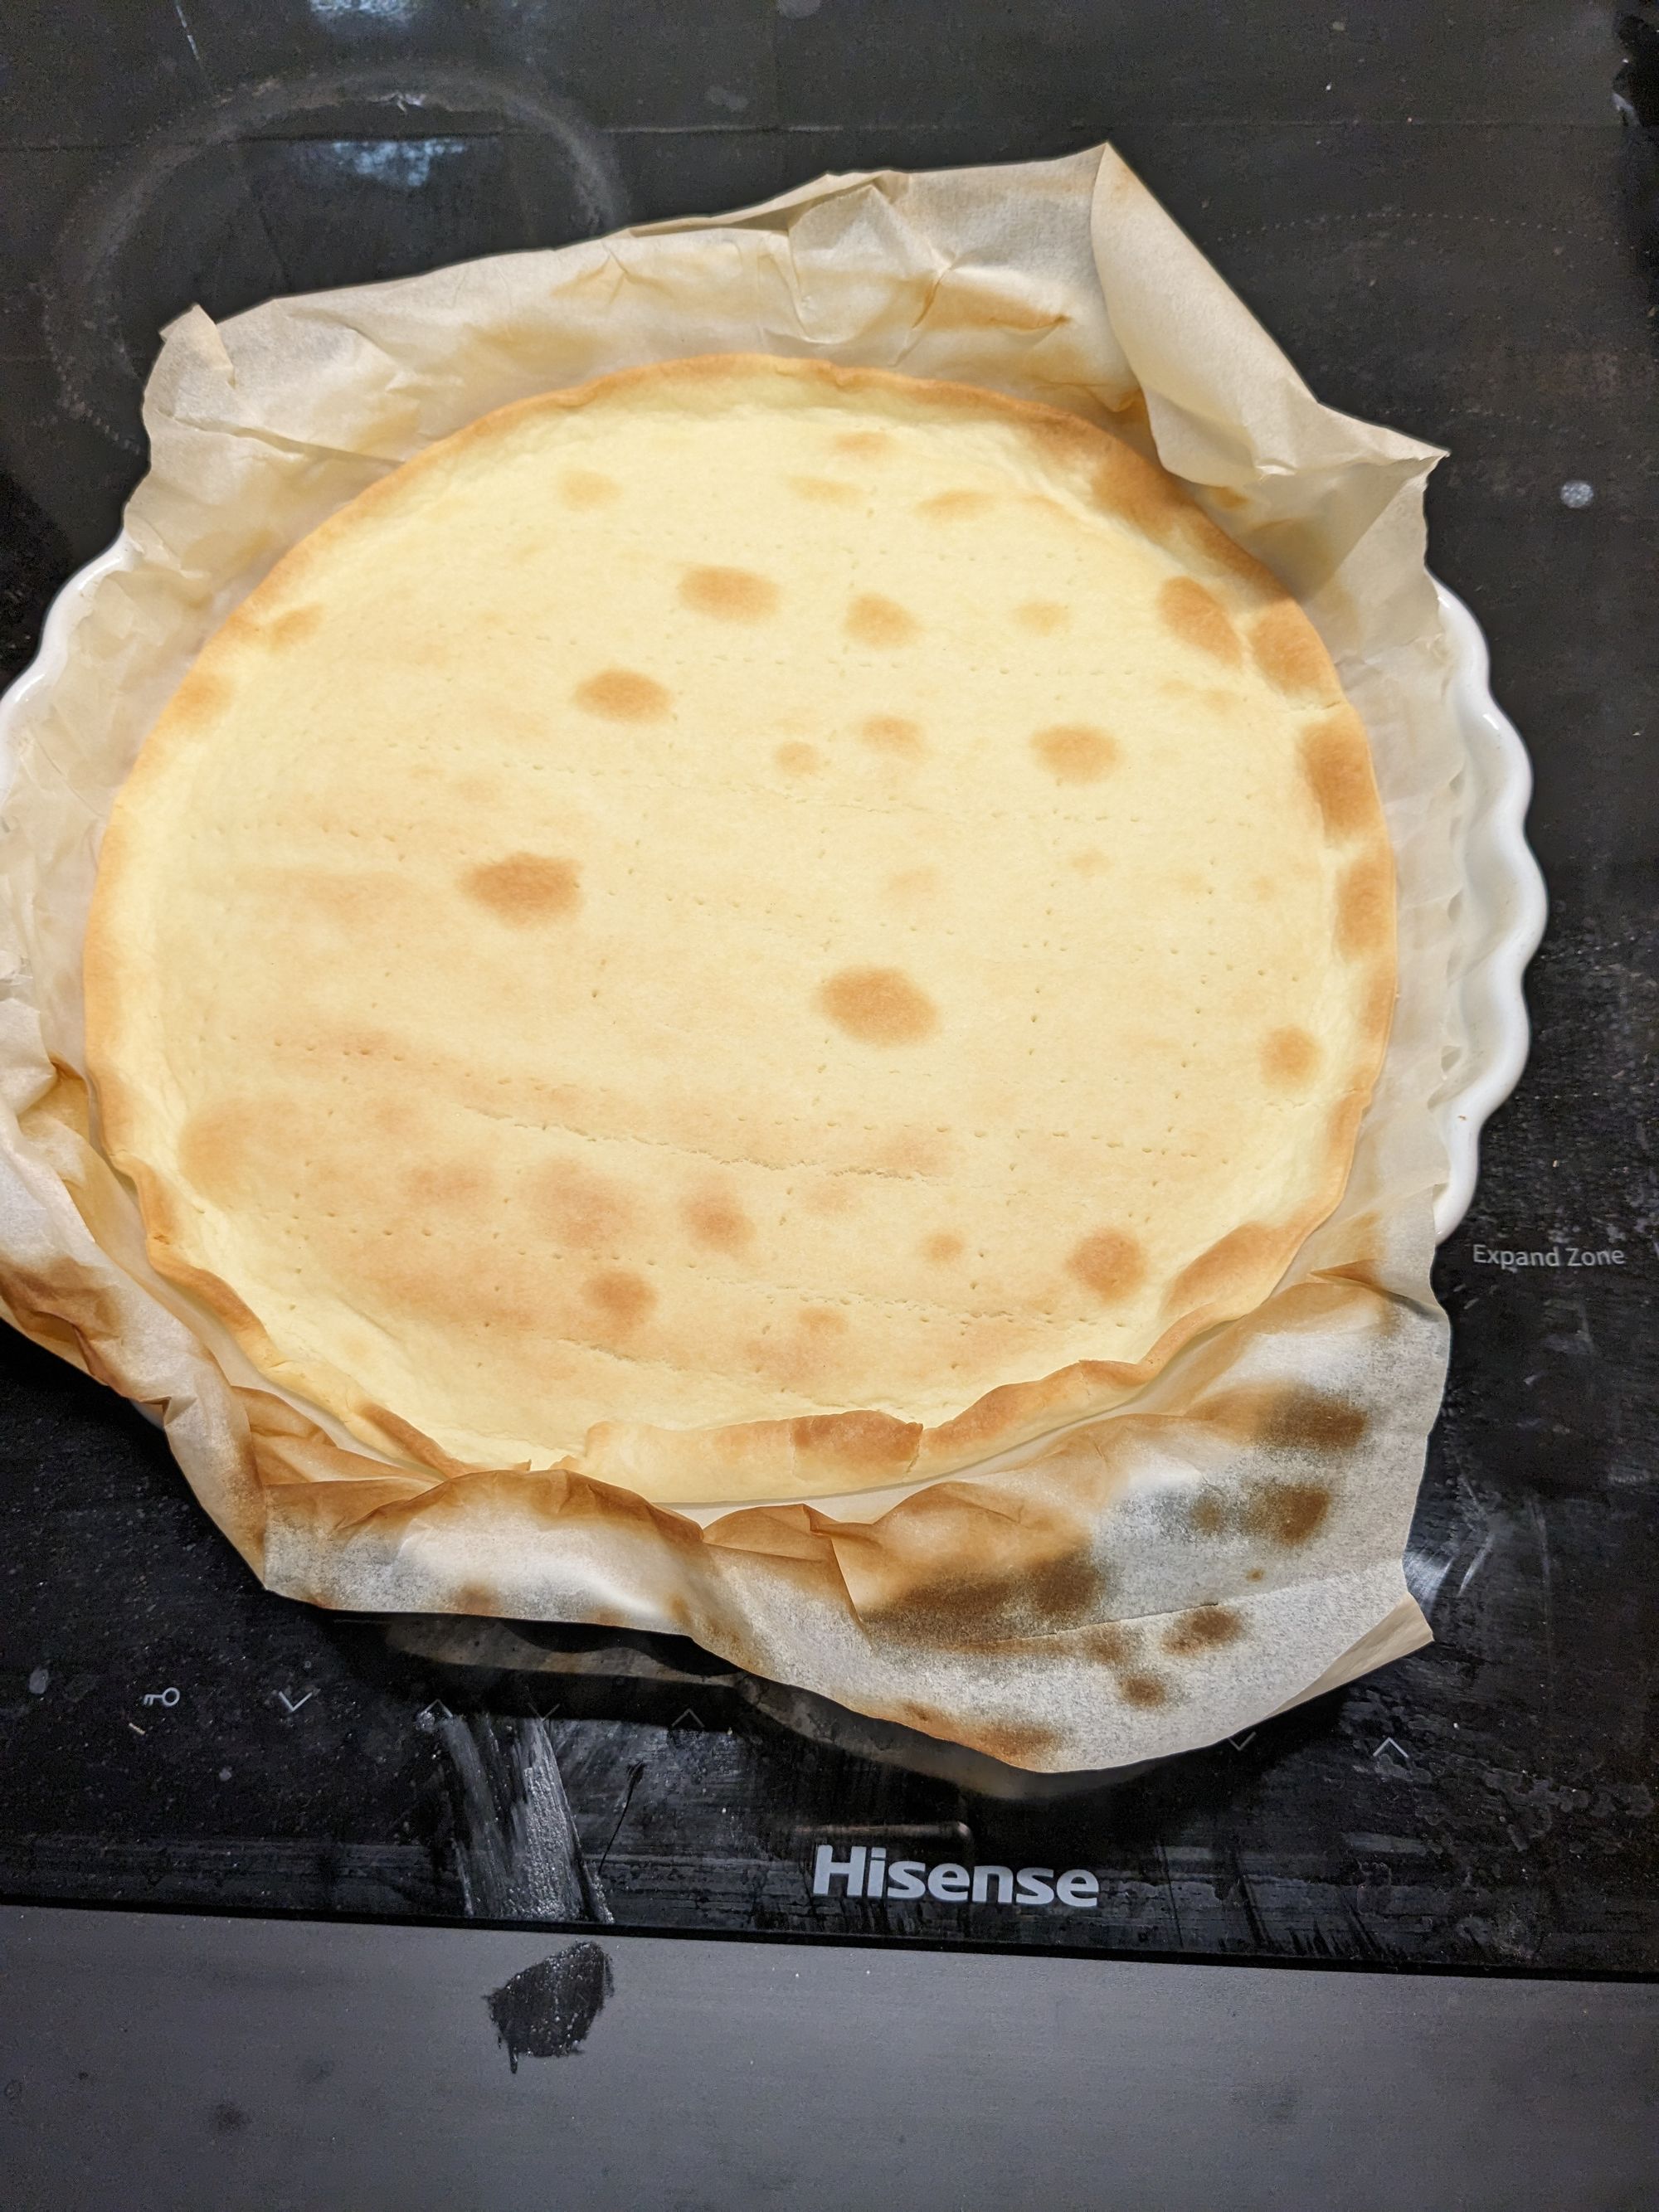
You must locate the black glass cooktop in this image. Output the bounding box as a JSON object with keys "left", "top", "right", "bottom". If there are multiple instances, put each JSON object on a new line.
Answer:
{"left": 1, "top": 0, "right": 1654, "bottom": 1971}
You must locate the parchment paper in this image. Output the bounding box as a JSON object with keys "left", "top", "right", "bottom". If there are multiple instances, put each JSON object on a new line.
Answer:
{"left": 0, "top": 145, "right": 1457, "bottom": 1772}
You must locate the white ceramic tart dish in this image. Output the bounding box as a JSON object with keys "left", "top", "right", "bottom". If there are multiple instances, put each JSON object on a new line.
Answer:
{"left": 75, "top": 356, "right": 1400, "bottom": 1503}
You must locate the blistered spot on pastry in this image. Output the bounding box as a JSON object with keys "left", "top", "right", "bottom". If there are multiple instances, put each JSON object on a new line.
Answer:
{"left": 1162, "top": 1603, "right": 1244, "bottom": 1655}
{"left": 1070, "top": 847, "right": 1108, "bottom": 876}
{"left": 1299, "top": 708, "right": 1374, "bottom": 840}
{"left": 834, "top": 430, "right": 890, "bottom": 459}
{"left": 790, "top": 1409, "right": 920, "bottom": 1477}
{"left": 1157, "top": 576, "right": 1243, "bottom": 666}
{"left": 859, "top": 713, "right": 925, "bottom": 757}
{"left": 167, "top": 668, "right": 232, "bottom": 727}
{"left": 1250, "top": 600, "right": 1333, "bottom": 698}
{"left": 845, "top": 593, "right": 919, "bottom": 647}
{"left": 264, "top": 605, "right": 324, "bottom": 648}
{"left": 1091, "top": 440, "right": 1184, "bottom": 541}
{"left": 1166, "top": 1222, "right": 1284, "bottom": 1314}
{"left": 799, "top": 1305, "right": 849, "bottom": 1336}
{"left": 368, "top": 1097, "right": 416, "bottom": 1137}
{"left": 1030, "top": 723, "right": 1119, "bottom": 785}
{"left": 177, "top": 1096, "right": 275, "bottom": 1208}
{"left": 1336, "top": 849, "right": 1393, "bottom": 960}
{"left": 402, "top": 1160, "right": 489, "bottom": 1208}
{"left": 774, "top": 741, "right": 821, "bottom": 775}
{"left": 679, "top": 564, "right": 780, "bottom": 622}
{"left": 559, "top": 469, "right": 619, "bottom": 508}
{"left": 1182, "top": 508, "right": 1277, "bottom": 593}
{"left": 582, "top": 1267, "right": 654, "bottom": 1329}
{"left": 1261, "top": 1025, "right": 1319, "bottom": 1088}
{"left": 886, "top": 868, "right": 938, "bottom": 909}
{"left": 1014, "top": 406, "right": 1096, "bottom": 461}
{"left": 1118, "top": 1670, "right": 1170, "bottom": 1709}
{"left": 788, "top": 474, "right": 858, "bottom": 504}
{"left": 922, "top": 1231, "right": 964, "bottom": 1263}
{"left": 1014, "top": 599, "right": 1069, "bottom": 634}
{"left": 533, "top": 1161, "right": 634, "bottom": 1252}
{"left": 917, "top": 489, "right": 991, "bottom": 520}
{"left": 572, "top": 667, "right": 671, "bottom": 721}
{"left": 803, "top": 1177, "right": 857, "bottom": 1217}
{"left": 682, "top": 1189, "right": 753, "bottom": 1253}
{"left": 817, "top": 965, "right": 938, "bottom": 1046}
{"left": 1067, "top": 1228, "right": 1147, "bottom": 1303}
{"left": 462, "top": 853, "right": 581, "bottom": 922}
{"left": 877, "top": 1125, "right": 951, "bottom": 1176}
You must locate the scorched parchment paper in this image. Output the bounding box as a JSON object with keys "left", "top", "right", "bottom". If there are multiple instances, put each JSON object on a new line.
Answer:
{"left": 0, "top": 144, "right": 1458, "bottom": 1772}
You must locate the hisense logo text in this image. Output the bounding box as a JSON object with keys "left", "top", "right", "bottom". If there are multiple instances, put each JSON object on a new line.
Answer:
{"left": 811, "top": 1844, "right": 1098, "bottom": 1908}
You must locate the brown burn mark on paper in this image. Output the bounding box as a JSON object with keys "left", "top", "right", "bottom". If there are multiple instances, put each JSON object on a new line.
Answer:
{"left": 1189, "top": 1479, "right": 1334, "bottom": 1549}
{"left": 883, "top": 1701, "right": 1068, "bottom": 1770}
{"left": 1161, "top": 1602, "right": 1244, "bottom": 1656}
{"left": 1197, "top": 1383, "right": 1368, "bottom": 1455}
{"left": 833, "top": 1470, "right": 1120, "bottom": 1659}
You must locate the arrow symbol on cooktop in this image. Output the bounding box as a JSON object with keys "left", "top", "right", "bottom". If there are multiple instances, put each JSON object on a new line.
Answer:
{"left": 1373, "top": 1736, "right": 1410, "bottom": 1765}
{"left": 1227, "top": 1732, "right": 1258, "bottom": 1752}
{"left": 276, "top": 1688, "right": 315, "bottom": 1714}
{"left": 670, "top": 1708, "right": 705, "bottom": 1732}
